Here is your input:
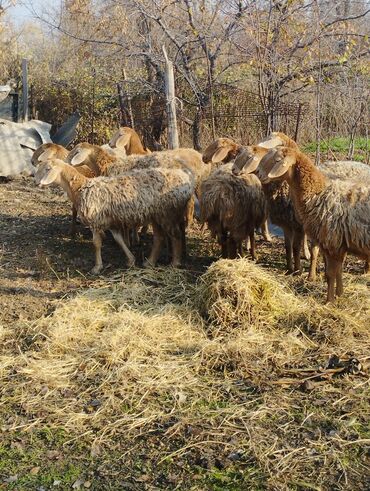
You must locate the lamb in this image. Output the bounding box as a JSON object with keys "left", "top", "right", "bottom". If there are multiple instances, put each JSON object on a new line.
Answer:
{"left": 32, "top": 143, "right": 96, "bottom": 236}
{"left": 109, "top": 127, "right": 151, "bottom": 155}
{"left": 249, "top": 146, "right": 370, "bottom": 302}
{"left": 200, "top": 163, "right": 267, "bottom": 260}
{"left": 34, "top": 160, "right": 194, "bottom": 274}
{"left": 202, "top": 137, "right": 272, "bottom": 244}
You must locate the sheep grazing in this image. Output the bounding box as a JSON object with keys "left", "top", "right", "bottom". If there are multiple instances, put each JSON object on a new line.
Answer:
{"left": 254, "top": 146, "right": 370, "bottom": 302}
{"left": 35, "top": 160, "right": 194, "bottom": 274}
{"left": 200, "top": 163, "right": 267, "bottom": 260}
{"left": 202, "top": 138, "right": 272, "bottom": 243}
{"left": 232, "top": 137, "right": 307, "bottom": 274}
{"left": 109, "top": 127, "right": 151, "bottom": 155}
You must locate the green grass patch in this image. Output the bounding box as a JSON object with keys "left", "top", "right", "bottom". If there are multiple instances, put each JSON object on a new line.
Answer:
{"left": 302, "top": 136, "right": 368, "bottom": 161}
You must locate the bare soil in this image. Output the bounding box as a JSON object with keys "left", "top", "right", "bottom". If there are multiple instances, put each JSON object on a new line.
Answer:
{"left": 0, "top": 176, "right": 297, "bottom": 329}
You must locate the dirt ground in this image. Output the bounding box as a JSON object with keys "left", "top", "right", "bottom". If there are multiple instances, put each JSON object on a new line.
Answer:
{"left": 0, "top": 176, "right": 368, "bottom": 491}
{"left": 0, "top": 175, "right": 288, "bottom": 329}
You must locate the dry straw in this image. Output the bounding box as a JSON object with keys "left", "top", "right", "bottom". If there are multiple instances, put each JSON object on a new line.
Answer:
{"left": 0, "top": 260, "right": 368, "bottom": 489}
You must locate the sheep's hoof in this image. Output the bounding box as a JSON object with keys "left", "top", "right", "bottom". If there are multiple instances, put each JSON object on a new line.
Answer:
{"left": 307, "top": 274, "right": 317, "bottom": 281}
{"left": 263, "top": 235, "right": 273, "bottom": 243}
{"left": 143, "top": 259, "right": 155, "bottom": 268}
{"left": 90, "top": 265, "right": 103, "bottom": 275}
{"left": 171, "top": 261, "right": 182, "bottom": 268}
{"left": 127, "top": 259, "right": 136, "bottom": 268}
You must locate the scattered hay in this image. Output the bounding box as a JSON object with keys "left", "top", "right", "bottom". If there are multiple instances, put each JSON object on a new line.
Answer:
{"left": 0, "top": 260, "right": 369, "bottom": 489}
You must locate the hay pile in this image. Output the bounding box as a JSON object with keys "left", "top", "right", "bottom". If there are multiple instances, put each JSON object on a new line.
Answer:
{"left": 0, "top": 260, "right": 369, "bottom": 489}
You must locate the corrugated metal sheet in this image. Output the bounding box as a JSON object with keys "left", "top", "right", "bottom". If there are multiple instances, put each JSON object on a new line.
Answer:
{"left": 0, "top": 119, "right": 52, "bottom": 176}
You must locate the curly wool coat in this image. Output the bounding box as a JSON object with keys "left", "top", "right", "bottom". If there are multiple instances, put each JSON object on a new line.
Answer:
{"left": 68, "top": 144, "right": 208, "bottom": 197}
{"left": 200, "top": 163, "right": 267, "bottom": 243}
{"left": 283, "top": 150, "right": 370, "bottom": 259}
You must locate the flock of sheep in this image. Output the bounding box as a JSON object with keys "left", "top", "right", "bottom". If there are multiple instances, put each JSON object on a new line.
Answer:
{"left": 32, "top": 127, "right": 370, "bottom": 303}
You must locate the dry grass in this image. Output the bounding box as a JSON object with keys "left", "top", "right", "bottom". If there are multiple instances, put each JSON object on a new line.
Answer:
{"left": 0, "top": 260, "right": 369, "bottom": 489}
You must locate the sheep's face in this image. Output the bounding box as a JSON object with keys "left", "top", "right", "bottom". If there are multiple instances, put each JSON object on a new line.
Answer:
{"left": 202, "top": 138, "right": 239, "bottom": 164}
{"left": 32, "top": 144, "right": 63, "bottom": 166}
{"left": 258, "top": 148, "right": 296, "bottom": 184}
{"left": 232, "top": 146, "right": 266, "bottom": 176}
{"left": 68, "top": 143, "right": 93, "bottom": 166}
{"left": 109, "top": 127, "right": 131, "bottom": 149}
{"left": 35, "top": 161, "right": 62, "bottom": 187}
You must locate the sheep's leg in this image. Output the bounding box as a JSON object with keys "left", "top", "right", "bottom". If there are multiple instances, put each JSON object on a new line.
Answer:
{"left": 324, "top": 253, "right": 344, "bottom": 303}
{"left": 283, "top": 228, "right": 294, "bottom": 273}
{"left": 261, "top": 219, "right": 272, "bottom": 242}
{"left": 245, "top": 236, "right": 250, "bottom": 253}
{"left": 71, "top": 205, "right": 77, "bottom": 238}
{"left": 91, "top": 231, "right": 104, "bottom": 275}
{"left": 144, "top": 222, "right": 164, "bottom": 267}
{"left": 181, "top": 220, "right": 187, "bottom": 261}
{"left": 365, "top": 258, "right": 369, "bottom": 274}
{"left": 335, "top": 261, "right": 344, "bottom": 297}
{"left": 302, "top": 234, "right": 311, "bottom": 260}
{"left": 185, "top": 196, "right": 195, "bottom": 228}
{"left": 292, "top": 231, "right": 303, "bottom": 274}
{"left": 110, "top": 229, "right": 135, "bottom": 267}
{"left": 122, "top": 227, "right": 131, "bottom": 248}
{"left": 228, "top": 237, "right": 237, "bottom": 259}
{"left": 220, "top": 232, "right": 228, "bottom": 258}
{"left": 250, "top": 232, "right": 257, "bottom": 261}
{"left": 171, "top": 235, "right": 183, "bottom": 267}
{"left": 237, "top": 241, "right": 243, "bottom": 257}
{"left": 308, "top": 242, "right": 320, "bottom": 281}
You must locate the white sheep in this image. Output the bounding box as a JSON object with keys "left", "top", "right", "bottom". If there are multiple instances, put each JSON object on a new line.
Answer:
{"left": 200, "top": 163, "right": 267, "bottom": 260}
{"left": 251, "top": 146, "right": 370, "bottom": 302}
{"left": 35, "top": 160, "right": 194, "bottom": 274}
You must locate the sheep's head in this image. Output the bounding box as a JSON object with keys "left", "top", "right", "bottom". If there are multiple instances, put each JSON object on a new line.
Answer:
{"left": 202, "top": 138, "right": 241, "bottom": 164}
{"left": 257, "top": 147, "right": 297, "bottom": 184}
{"left": 232, "top": 146, "right": 268, "bottom": 176}
{"left": 109, "top": 127, "right": 132, "bottom": 150}
{"left": 32, "top": 143, "right": 67, "bottom": 166}
{"left": 68, "top": 143, "right": 95, "bottom": 167}
{"left": 34, "top": 160, "right": 65, "bottom": 187}
{"left": 258, "top": 132, "right": 299, "bottom": 150}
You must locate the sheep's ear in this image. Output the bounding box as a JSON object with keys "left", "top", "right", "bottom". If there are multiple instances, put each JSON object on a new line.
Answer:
{"left": 268, "top": 154, "right": 296, "bottom": 179}
{"left": 71, "top": 148, "right": 91, "bottom": 166}
{"left": 211, "top": 146, "right": 232, "bottom": 163}
{"left": 38, "top": 147, "right": 55, "bottom": 162}
{"left": 39, "top": 166, "right": 60, "bottom": 186}
{"left": 234, "top": 149, "right": 260, "bottom": 174}
{"left": 258, "top": 135, "right": 284, "bottom": 149}
{"left": 115, "top": 132, "right": 131, "bottom": 149}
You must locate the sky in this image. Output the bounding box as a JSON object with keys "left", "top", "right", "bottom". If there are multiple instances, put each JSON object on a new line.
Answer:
{"left": 8, "top": 0, "right": 50, "bottom": 25}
